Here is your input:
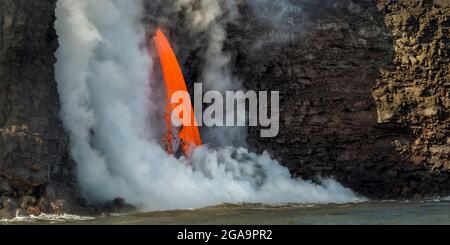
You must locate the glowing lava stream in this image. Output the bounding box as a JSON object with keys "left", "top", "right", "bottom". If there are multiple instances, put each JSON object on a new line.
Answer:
{"left": 153, "top": 28, "right": 202, "bottom": 157}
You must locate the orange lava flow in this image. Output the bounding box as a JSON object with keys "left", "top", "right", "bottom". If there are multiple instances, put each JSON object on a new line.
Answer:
{"left": 153, "top": 28, "right": 202, "bottom": 157}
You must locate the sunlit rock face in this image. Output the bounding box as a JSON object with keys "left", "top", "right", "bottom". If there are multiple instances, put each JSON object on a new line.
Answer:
{"left": 374, "top": 0, "right": 450, "bottom": 171}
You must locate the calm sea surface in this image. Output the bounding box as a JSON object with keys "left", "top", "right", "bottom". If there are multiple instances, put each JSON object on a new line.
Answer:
{"left": 2, "top": 200, "right": 450, "bottom": 225}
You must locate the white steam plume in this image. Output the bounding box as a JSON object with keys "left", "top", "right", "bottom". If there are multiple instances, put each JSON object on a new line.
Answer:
{"left": 169, "top": 0, "right": 304, "bottom": 145}
{"left": 173, "top": 0, "right": 246, "bottom": 147}
{"left": 55, "top": 0, "right": 363, "bottom": 211}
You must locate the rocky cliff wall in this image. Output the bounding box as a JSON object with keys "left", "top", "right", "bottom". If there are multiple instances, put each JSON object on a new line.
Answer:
{"left": 225, "top": 0, "right": 450, "bottom": 198}
{"left": 0, "top": 0, "right": 76, "bottom": 218}
{"left": 375, "top": 0, "right": 450, "bottom": 175}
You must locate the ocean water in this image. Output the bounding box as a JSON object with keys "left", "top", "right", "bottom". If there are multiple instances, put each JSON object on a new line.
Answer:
{"left": 2, "top": 200, "right": 450, "bottom": 225}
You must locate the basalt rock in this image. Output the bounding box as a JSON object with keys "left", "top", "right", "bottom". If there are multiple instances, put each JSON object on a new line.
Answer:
{"left": 0, "top": 0, "right": 78, "bottom": 217}
{"left": 225, "top": 0, "right": 450, "bottom": 198}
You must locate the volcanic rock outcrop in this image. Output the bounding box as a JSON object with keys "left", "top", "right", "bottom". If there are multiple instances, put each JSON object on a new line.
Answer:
{"left": 0, "top": 0, "right": 77, "bottom": 218}
{"left": 225, "top": 0, "right": 450, "bottom": 198}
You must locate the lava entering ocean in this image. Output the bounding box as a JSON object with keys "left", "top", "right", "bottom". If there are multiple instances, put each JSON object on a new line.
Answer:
{"left": 55, "top": 0, "right": 362, "bottom": 211}
{"left": 152, "top": 28, "right": 202, "bottom": 157}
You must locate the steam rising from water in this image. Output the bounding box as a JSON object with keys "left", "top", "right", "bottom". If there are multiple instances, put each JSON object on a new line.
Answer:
{"left": 172, "top": 0, "right": 246, "bottom": 147}
{"left": 55, "top": 0, "right": 363, "bottom": 211}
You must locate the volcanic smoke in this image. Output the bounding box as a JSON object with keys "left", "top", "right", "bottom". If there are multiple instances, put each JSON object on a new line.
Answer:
{"left": 55, "top": 0, "right": 363, "bottom": 211}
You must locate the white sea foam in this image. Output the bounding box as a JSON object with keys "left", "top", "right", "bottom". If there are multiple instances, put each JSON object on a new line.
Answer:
{"left": 1, "top": 213, "right": 95, "bottom": 224}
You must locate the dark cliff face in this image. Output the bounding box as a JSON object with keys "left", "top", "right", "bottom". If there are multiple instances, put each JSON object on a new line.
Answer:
{"left": 224, "top": 0, "right": 450, "bottom": 198}
{"left": 0, "top": 0, "right": 76, "bottom": 218}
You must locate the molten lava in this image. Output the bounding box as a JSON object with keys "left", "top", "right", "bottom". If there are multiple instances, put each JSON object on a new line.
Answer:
{"left": 153, "top": 28, "right": 202, "bottom": 157}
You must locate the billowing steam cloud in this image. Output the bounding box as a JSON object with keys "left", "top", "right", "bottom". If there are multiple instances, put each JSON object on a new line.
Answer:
{"left": 55, "top": 0, "right": 363, "bottom": 211}
{"left": 172, "top": 0, "right": 246, "bottom": 147}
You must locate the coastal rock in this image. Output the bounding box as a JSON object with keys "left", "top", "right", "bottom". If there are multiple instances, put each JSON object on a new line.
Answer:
{"left": 0, "top": 198, "right": 17, "bottom": 219}
{"left": 0, "top": 0, "right": 78, "bottom": 216}
{"left": 226, "top": 0, "right": 450, "bottom": 198}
